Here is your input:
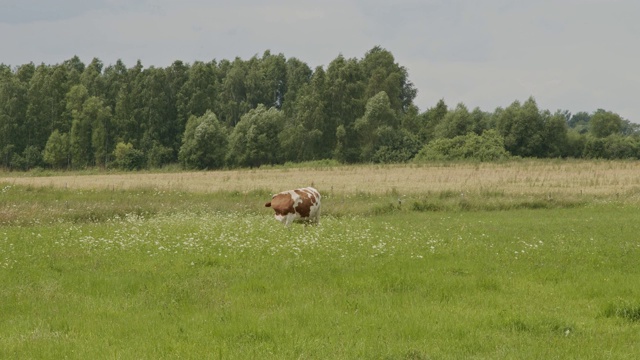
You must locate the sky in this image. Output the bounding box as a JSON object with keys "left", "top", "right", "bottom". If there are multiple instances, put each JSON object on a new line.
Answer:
{"left": 2, "top": 0, "right": 639, "bottom": 121}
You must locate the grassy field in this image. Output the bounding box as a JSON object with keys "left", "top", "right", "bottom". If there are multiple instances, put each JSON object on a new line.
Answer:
{"left": 4, "top": 159, "right": 640, "bottom": 197}
{"left": 1, "top": 161, "right": 640, "bottom": 359}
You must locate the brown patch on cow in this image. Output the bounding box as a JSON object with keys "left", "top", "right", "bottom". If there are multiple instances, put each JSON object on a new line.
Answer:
{"left": 293, "top": 189, "right": 314, "bottom": 218}
{"left": 268, "top": 193, "right": 295, "bottom": 215}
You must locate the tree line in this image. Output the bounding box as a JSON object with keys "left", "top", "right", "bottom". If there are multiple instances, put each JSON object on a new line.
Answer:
{"left": 1, "top": 46, "right": 638, "bottom": 171}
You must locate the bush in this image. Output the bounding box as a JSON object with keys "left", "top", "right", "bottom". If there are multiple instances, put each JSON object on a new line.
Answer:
{"left": 43, "top": 130, "right": 70, "bottom": 169}
{"left": 372, "top": 128, "right": 422, "bottom": 163}
{"left": 414, "top": 130, "right": 510, "bottom": 162}
{"left": 11, "top": 146, "right": 43, "bottom": 170}
{"left": 583, "top": 135, "right": 640, "bottom": 159}
{"left": 147, "top": 143, "right": 174, "bottom": 168}
{"left": 179, "top": 111, "right": 228, "bottom": 169}
{"left": 113, "top": 142, "right": 145, "bottom": 170}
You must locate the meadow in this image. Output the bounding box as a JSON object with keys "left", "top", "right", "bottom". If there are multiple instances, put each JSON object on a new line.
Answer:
{"left": 1, "top": 160, "right": 640, "bottom": 359}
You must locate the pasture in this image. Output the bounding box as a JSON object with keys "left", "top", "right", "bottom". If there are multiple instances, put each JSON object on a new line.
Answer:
{"left": 1, "top": 161, "right": 640, "bottom": 359}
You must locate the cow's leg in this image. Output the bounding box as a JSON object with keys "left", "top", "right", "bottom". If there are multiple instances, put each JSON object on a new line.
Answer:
{"left": 284, "top": 213, "right": 295, "bottom": 227}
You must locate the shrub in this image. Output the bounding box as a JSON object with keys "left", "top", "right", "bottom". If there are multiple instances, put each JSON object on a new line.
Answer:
{"left": 414, "top": 130, "right": 510, "bottom": 162}
{"left": 583, "top": 135, "right": 640, "bottom": 159}
{"left": 179, "top": 111, "right": 228, "bottom": 170}
{"left": 372, "top": 128, "right": 422, "bottom": 163}
{"left": 113, "top": 142, "right": 145, "bottom": 170}
{"left": 11, "top": 146, "right": 43, "bottom": 170}
{"left": 43, "top": 130, "right": 70, "bottom": 169}
{"left": 147, "top": 143, "right": 174, "bottom": 168}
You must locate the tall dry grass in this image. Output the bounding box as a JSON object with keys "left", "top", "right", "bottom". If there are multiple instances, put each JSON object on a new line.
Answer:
{"left": 3, "top": 160, "right": 640, "bottom": 197}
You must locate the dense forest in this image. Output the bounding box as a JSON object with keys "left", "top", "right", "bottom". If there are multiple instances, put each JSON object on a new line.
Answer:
{"left": 1, "top": 46, "right": 638, "bottom": 171}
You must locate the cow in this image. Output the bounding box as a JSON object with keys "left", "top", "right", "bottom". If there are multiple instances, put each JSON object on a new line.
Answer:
{"left": 265, "top": 187, "right": 321, "bottom": 226}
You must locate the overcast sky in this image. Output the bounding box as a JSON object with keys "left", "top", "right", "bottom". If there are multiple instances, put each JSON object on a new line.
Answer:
{"left": 2, "top": 0, "right": 638, "bottom": 121}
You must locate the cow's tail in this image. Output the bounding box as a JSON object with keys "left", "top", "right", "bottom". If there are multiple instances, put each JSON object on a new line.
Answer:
{"left": 265, "top": 202, "right": 272, "bottom": 207}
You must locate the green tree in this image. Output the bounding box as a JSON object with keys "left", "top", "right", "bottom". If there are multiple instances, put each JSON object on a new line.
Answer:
{"left": 590, "top": 109, "right": 622, "bottom": 138}
{"left": 419, "top": 99, "right": 448, "bottom": 143}
{"left": 245, "top": 51, "right": 287, "bottom": 109}
{"left": 65, "top": 83, "right": 89, "bottom": 166}
{"left": 496, "top": 97, "right": 545, "bottom": 157}
{"left": 86, "top": 97, "right": 113, "bottom": 167}
{"left": 566, "top": 129, "right": 587, "bottom": 158}
{"left": 435, "top": 103, "right": 472, "bottom": 139}
{"left": 326, "top": 56, "right": 366, "bottom": 163}
{"left": 281, "top": 57, "right": 312, "bottom": 116}
{"left": 20, "top": 145, "right": 44, "bottom": 169}
{"left": 333, "top": 124, "right": 353, "bottom": 163}
{"left": 360, "top": 46, "right": 417, "bottom": 112}
{"left": 415, "top": 130, "right": 510, "bottom": 162}
{"left": 219, "top": 58, "right": 250, "bottom": 126}
{"left": 25, "top": 64, "right": 69, "bottom": 151}
{"left": 583, "top": 136, "right": 606, "bottom": 159}
{"left": 583, "top": 134, "right": 639, "bottom": 159}
{"left": 147, "top": 142, "right": 174, "bottom": 168}
{"left": 62, "top": 56, "right": 85, "bottom": 84}
{"left": 601, "top": 135, "right": 639, "bottom": 159}
{"left": 179, "top": 111, "right": 228, "bottom": 169}
{"left": 470, "top": 107, "right": 493, "bottom": 135}
{"left": 65, "top": 85, "right": 89, "bottom": 119}
{"left": 81, "top": 58, "right": 105, "bottom": 97}
{"left": 278, "top": 119, "right": 323, "bottom": 163}
{"left": 69, "top": 106, "right": 93, "bottom": 168}
{"left": 288, "top": 66, "right": 335, "bottom": 160}
{"left": 113, "top": 142, "right": 145, "bottom": 170}
{"left": 164, "top": 60, "right": 190, "bottom": 155}
{"left": 226, "top": 105, "right": 284, "bottom": 167}
{"left": 69, "top": 96, "right": 112, "bottom": 167}
{"left": 371, "top": 127, "right": 421, "bottom": 163}
{"left": 399, "top": 104, "right": 421, "bottom": 136}
{"left": 43, "top": 129, "right": 70, "bottom": 168}
{"left": 354, "top": 91, "right": 398, "bottom": 161}
{"left": 620, "top": 119, "right": 640, "bottom": 136}
{"left": 0, "top": 64, "right": 29, "bottom": 167}
{"left": 177, "top": 61, "right": 217, "bottom": 129}
{"left": 49, "top": 64, "right": 75, "bottom": 134}
{"left": 137, "top": 66, "right": 176, "bottom": 157}
{"left": 542, "top": 110, "right": 569, "bottom": 158}
{"left": 102, "top": 59, "right": 128, "bottom": 111}
{"left": 568, "top": 111, "right": 591, "bottom": 133}
{"left": 113, "top": 60, "right": 144, "bottom": 148}
{"left": 106, "top": 60, "right": 142, "bottom": 147}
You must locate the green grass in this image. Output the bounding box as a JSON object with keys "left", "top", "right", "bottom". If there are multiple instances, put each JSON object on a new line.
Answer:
{"left": 1, "top": 185, "right": 639, "bottom": 359}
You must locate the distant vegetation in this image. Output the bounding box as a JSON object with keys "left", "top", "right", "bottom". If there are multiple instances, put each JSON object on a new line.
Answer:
{"left": 1, "top": 46, "right": 638, "bottom": 171}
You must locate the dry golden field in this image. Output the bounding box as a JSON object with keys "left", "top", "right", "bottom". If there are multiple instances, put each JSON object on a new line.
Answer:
{"left": 2, "top": 160, "right": 640, "bottom": 198}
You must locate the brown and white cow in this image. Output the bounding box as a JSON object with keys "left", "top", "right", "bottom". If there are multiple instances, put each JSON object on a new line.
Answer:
{"left": 265, "top": 187, "right": 321, "bottom": 226}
